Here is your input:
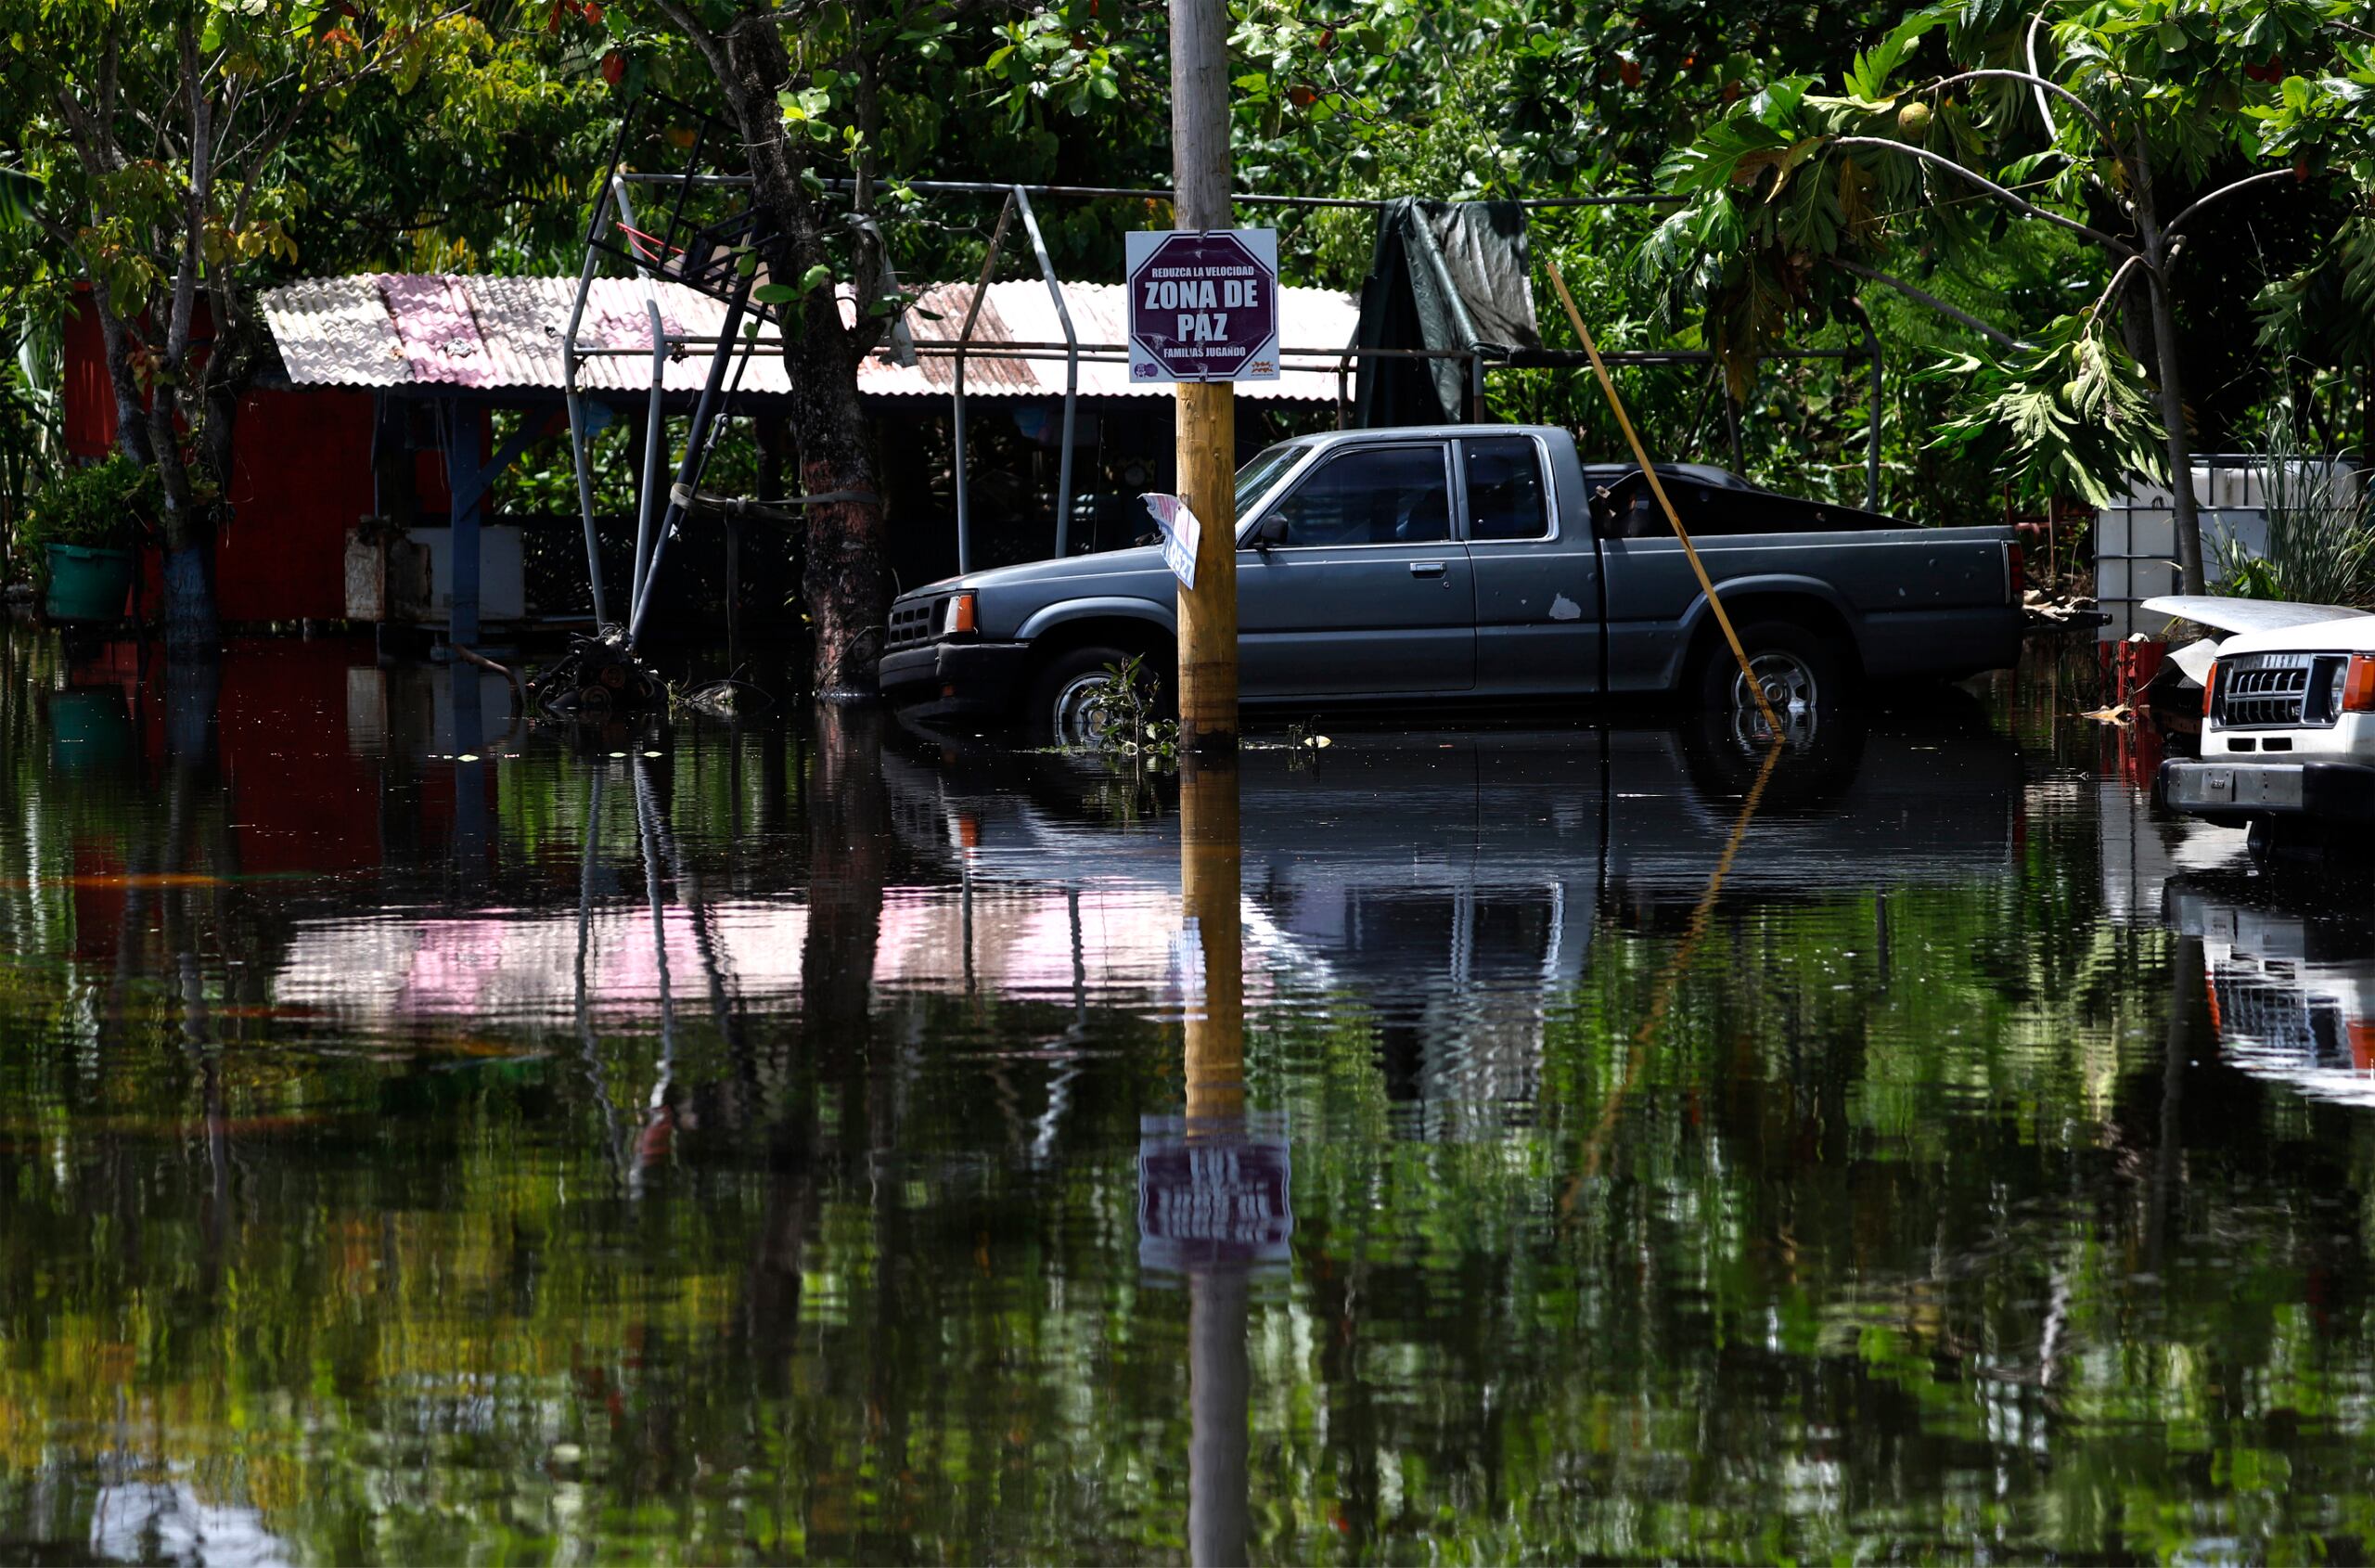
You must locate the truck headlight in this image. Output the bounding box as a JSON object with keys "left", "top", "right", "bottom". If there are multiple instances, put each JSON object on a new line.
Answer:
{"left": 942, "top": 591, "right": 978, "bottom": 637}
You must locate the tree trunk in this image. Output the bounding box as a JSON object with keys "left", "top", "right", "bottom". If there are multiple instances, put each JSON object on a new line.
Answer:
{"left": 2145, "top": 267, "right": 2204, "bottom": 595}
{"left": 791, "top": 340, "right": 889, "bottom": 700}
{"left": 89, "top": 281, "right": 155, "bottom": 466}
{"left": 700, "top": 14, "right": 892, "bottom": 703}
{"left": 2130, "top": 148, "right": 2203, "bottom": 596}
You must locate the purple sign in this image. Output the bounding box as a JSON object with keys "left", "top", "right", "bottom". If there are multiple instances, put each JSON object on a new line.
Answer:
{"left": 1124, "top": 229, "right": 1281, "bottom": 384}
{"left": 1137, "top": 1113, "right": 1292, "bottom": 1275}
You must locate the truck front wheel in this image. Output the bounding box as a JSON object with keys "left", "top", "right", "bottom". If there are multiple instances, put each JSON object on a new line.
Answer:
{"left": 1692, "top": 620, "right": 1842, "bottom": 741}
{"left": 1025, "top": 644, "right": 1172, "bottom": 748}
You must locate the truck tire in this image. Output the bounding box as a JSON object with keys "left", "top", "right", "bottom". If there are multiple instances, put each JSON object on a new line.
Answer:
{"left": 1025, "top": 644, "right": 1170, "bottom": 748}
{"left": 1691, "top": 619, "right": 1843, "bottom": 741}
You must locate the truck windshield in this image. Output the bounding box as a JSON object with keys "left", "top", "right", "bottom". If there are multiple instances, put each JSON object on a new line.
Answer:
{"left": 1232, "top": 443, "right": 1304, "bottom": 525}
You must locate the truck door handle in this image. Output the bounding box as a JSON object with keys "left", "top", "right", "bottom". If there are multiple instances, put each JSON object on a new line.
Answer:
{"left": 1408, "top": 559, "right": 1447, "bottom": 578}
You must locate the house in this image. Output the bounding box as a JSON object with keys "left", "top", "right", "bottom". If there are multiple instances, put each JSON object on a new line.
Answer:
{"left": 62, "top": 274, "right": 1360, "bottom": 631}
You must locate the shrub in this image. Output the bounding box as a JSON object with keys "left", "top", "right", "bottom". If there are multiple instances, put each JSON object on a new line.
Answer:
{"left": 2210, "top": 414, "right": 2375, "bottom": 609}
{"left": 21, "top": 454, "right": 156, "bottom": 556}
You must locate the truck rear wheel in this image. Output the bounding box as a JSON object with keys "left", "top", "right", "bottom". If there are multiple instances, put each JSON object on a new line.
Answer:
{"left": 1691, "top": 619, "right": 1842, "bottom": 742}
{"left": 1025, "top": 644, "right": 1171, "bottom": 748}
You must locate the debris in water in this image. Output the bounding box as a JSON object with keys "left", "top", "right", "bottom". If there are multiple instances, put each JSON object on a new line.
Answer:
{"left": 677, "top": 678, "right": 775, "bottom": 718}
{"left": 529, "top": 632, "right": 666, "bottom": 715}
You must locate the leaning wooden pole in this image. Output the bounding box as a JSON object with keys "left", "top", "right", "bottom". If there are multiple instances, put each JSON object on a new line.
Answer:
{"left": 1544, "top": 257, "right": 1783, "bottom": 739}
{"left": 1172, "top": 0, "right": 1238, "bottom": 754}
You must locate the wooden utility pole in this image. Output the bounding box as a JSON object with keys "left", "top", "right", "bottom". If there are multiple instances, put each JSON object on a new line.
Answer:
{"left": 1172, "top": 0, "right": 1237, "bottom": 752}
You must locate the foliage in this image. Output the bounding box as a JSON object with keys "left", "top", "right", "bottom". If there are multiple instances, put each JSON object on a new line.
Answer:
{"left": 2210, "top": 411, "right": 2375, "bottom": 607}
{"left": 20, "top": 452, "right": 155, "bottom": 553}
{"left": 1924, "top": 319, "right": 2167, "bottom": 508}
{"left": 1082, "top": 651, "right": 1176, "bottom": 763}
{"left": 0, "top": 0, "right": 613, "bottom": 611}
{"left": 1635, "top": 0, "right": 2375, "bottom": 531}
{"left": 0, "top": 311, "right": 60, "bottom": 572}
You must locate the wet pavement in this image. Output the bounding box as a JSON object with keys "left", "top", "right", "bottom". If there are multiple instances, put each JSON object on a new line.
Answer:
{"left": 5, "top": 626, "right": 2375, "bottom": 1562}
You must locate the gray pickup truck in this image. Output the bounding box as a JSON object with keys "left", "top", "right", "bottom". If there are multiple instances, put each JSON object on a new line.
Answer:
{"left": 879, "top": 424, "right": 2024, "bottom": 739}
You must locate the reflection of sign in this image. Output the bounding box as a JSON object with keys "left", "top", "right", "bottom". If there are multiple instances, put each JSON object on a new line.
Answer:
{"left": 1125, "top": 229, "right": 1280, "bottom": 383}
{"left": 1141, "top": 493, "right": 1201, "bottom": 589}
{"left": 1138, "top": 1114, "right": 1292, "bottom": 1275}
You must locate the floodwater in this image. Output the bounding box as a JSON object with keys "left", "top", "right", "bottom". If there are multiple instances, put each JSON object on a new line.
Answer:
{"left": 6, "top": 626, "right": 2375, "bottom": 1563}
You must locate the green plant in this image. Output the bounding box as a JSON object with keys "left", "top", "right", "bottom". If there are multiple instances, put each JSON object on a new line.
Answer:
{"left": 1085, "top": 653, "right": 1178, "bottom": 765}
{"left": 2210, "top": 413, "right": 2375, "bottom": 607}
{"left": 16, "top": 454, "right": 154, "bottom": 587}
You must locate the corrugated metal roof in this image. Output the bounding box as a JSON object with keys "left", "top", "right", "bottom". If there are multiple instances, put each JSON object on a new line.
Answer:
{"left": 260, "top": 273, "right": 1358, "bottom": 402}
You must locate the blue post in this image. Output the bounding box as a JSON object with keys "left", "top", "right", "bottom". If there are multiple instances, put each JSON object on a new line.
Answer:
{"left": 447, "top": 403, "right": 483, "bottom": 649}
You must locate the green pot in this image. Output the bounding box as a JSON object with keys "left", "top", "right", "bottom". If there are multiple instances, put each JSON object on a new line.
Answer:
{"left": 46, "top": 688, "right": 133, "bottom": 776}
{"left": 44, "top": 543, "right": 135, "bottom": 622}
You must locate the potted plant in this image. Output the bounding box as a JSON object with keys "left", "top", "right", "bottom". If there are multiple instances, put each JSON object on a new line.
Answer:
{"left": 22, "top": 455, "right": 154, "bottom": 622}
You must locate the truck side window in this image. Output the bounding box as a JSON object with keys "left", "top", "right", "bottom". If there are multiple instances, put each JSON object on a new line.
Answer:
{"left": 1267, "top": 445, "right": 1451, "bottom": 547}
{"left": 1462, "top": 437, "right": 1549, "bottom": 541}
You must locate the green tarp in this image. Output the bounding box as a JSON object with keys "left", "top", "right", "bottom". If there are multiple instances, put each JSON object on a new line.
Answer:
{"left": 1353, "top": 198, "right": 1542, "bottom": 428}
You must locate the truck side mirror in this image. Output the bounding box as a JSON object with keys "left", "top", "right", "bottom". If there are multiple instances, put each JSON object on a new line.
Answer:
{"left": 1249, "top": 514, "right": 1286, "bottom": 549}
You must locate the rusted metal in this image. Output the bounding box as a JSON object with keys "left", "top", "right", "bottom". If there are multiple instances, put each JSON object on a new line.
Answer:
{"left": 954, "top": 195, "right": 1017, "bottom": 575}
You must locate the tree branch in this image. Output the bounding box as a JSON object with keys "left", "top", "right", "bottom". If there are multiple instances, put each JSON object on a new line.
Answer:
{"left": 646, "top": 0, "right": 730, "bottom": 84}
{"left": 1832, "top": 136, "right": 2139, "bottom": 259}
{"left": 1922, "top": 68, "right": 2115, "bottom": 151}
{"left": 2165, "top": 167, "right": 2297, "bottom": 238}
{"left": 1834, "top": 259, "right": 2029, "bottom": 351}
{"left": 2025, "top": 10, "right": 2060, "bottom": 140}
{"left": 2086, "top": 252, "right": 2143, "bottom": 326}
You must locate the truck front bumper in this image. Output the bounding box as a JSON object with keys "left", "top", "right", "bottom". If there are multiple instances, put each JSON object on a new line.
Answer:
{"left": 877, "top": 640, "right": 1033, "bottom": 725}
{"left": 2160, "top": 758, "right": 2375, "bottom": 826}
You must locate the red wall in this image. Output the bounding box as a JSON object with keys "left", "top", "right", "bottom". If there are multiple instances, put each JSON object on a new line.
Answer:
{"left": 62, "top": 289, "right": 116, "bottom": 461}
{"left": 216, "top": 386, "right": 378, "bottom": 622}
{"left": 64, "top": 289, "right": 379, "bottom": 622}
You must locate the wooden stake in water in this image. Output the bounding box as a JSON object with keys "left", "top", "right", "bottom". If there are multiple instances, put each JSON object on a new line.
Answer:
{"left": 1543, "top": 257, "right": 1784, "bottom": 740}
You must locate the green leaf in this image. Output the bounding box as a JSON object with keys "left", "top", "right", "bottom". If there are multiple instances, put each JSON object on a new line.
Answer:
{"left": 751, "top": 283, "right": 799, "bottom": 304}
{"left": 1843, "top": 7, "right": 1945, "bottom": 104}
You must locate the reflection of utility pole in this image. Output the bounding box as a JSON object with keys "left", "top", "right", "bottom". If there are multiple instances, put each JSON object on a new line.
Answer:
{"left": 1180, "top": 759, "right": 1249, "bottom": 1566}
{"left": 1183, "top": 763, "right": 1243, "bottom": 1125}
{"left": 1171, "top": 0, "right": 1238, "bottom": 752}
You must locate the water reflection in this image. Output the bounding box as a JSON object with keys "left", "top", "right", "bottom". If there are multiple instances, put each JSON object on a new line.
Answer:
{"left": 12, "top": 625, "right": 2375, "bottom": 1561}
{"left": 2167, "top": 867, "right": 2375, "bottom": 1106}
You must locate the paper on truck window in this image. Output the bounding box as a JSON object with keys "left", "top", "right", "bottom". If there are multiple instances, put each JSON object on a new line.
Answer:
{"left": 1141, "top": 493, "right": 1200, "bottom": 589}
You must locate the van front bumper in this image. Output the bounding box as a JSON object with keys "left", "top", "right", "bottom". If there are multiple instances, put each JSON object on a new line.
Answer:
{"left": 2160, "top": 758, "right": 2375, "bottom": 825}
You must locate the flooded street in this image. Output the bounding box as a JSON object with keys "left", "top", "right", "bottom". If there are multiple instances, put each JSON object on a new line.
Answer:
{"left": 9, "top": 626, "right": 2375, "bottom": 1562}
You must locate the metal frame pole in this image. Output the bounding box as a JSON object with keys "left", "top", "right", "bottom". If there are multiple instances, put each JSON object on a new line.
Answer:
{"left": 562, "top": 185, "right": 616, "bottom": 628}
{"left": 1013, "top": 186, "right": 1078, "bottom": 558}
{"left": 1864, "top": 326, "right": 1883, "bottom": 513}
{"left": 952, "top": 193, "right": 1016, "bottom": 576}
{"left": 610, "top": 174, "right": 673, "bottom": 619}
{"left": 636, "top": 301, "right": 668, "bottom": 607}
{"left": 627, "top": 280, "right": 755, "bottom": 648}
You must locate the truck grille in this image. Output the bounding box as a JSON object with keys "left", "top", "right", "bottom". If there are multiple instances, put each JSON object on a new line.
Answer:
{"left": 2215, "top": 655, "right": 2336, "bottom": 729}
{"left": 887, "top": 598, "right": 937, "bottom": 652}
{"left": 2222, "top": 664, "right": 2309, "bottom": 727}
